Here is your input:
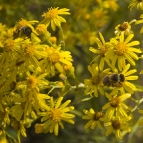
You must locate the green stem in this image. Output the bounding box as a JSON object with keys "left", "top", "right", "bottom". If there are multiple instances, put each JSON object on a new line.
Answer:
{"left": 59, "top": 26, "right": 65, "bottom": 50}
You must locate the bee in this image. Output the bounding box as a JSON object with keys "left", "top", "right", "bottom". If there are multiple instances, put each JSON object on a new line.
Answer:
{"left": 13, "top": 26, "right": 32, "bottom": 39}
{"left": 102, "top": 73, "right": 125, "bottom": 87}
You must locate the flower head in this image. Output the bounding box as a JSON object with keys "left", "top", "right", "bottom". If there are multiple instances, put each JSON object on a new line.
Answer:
{"left": 41, "top": 7, "right": 70, "bottom": 31}
{"left": 89, "top": 32, "right": 111, "bottom": 71}
{"left": 107, "top": 34, "right": 141, "bottom": 71}
{"left": 104, "top": 116, "right": 131, "bottom": 139}
{"left": 82, "top": 108, "right": 104, "bottom": 129}
{"left": 128, "top": 0, "right": 143, "bottom": 10}
{"left": 84, "top": 63, "right": 110, "bottom": 97}
{"left": 39, "top": 97, "right": 75, "bottom": 136}
{"left": 102, "top": 93, "right": 131, "bottom": 120}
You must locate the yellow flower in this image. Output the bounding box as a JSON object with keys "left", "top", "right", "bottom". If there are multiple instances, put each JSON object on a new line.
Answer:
{"left": 114, "top": 20, "right": 136, "bottom": 36}
{"left": 82, "top": 108, "right": 104, "bottom": 129}
{"left": 39, "top": 97, "right": 75, "bottom": 136}
{"left": 135, "top": 14, "right": 143, "bottom": 34}
{"left": 128, "top": 0, "right": 143, "bottom": 10}
{"left": 40, "top": 46, "right": 73, "bottom": 76}
{"left": 107, "top": 34, "right": 141, "bottom": 71}
{"left": 41, "top": 7, "right": 70, "bottom": 31}
{"left": 103, "top": 64, "right": 138, "bottom": 94}
{"left": 102, "top": 93, "right": 131, "bottom": 120}
{"left": 84, "top": 63, "right": 110, "bottom": 97}
{"left": 104, "top": 116, "right": 131, "bottom": 139}
{"left": 89, "top": 32, "right": 111, "bottom": 71}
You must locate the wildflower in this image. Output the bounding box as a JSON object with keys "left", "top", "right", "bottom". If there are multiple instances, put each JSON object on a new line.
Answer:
{"left": 41, "top": 7, "right": 70, "bottom": 31}
{"left": 104, "top": 64, "right": 138, "bottom": 94}
{"left": 11, "top": 119, "right": 27, "bottom": 143}
{"left": 128, "top": 0, "right": 143, "bottom": 10}
{"left": 89, "top": 32, "right": 111, "bottom": 71}
{"left": 36, "top": 24, "right": 51, "bottom": 41}
{"left": 40, "top": 46, "right": 73, "bottom": 76}
{"left": 35, "top": 123, "right": 44, "bottom": 134}
{"left": 114, "top": 20, "right": 136, "bottom": 36}
{"left": 82, "top": 108, "right": 104, "bottom": 129}
{"left": 107, "top": 34, "right": 141, "bottom": 71}
{"left": 84, "top": 63, "right": 110, "bottom": 97}
{"left": 104, "top": 116, "right": 131, "bottom": 139}
{"left": 135, "top": 14, "right": 143, "bottom": 34}
{"left": 102, "top": 93, "right": 131, "bottom": 120}
{"left": 39, "top": 97, "right": 75, "bottom": 136}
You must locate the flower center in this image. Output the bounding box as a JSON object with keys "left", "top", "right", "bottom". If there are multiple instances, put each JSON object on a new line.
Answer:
{"left": 11, "top": 120, "right": 20, "bottom": 130}
{"left": 93, "top": 112, "right": 103, "bottom": 121}
{"left": 91, "top": 75, "right": 101, "bottom": 85}
{"left": 22, "top": 44, "right": 35, "bottom": 57}
{"left": 47, "top": 8, "right": 58, "bottom": 19}
{"left": 112, "top": 119, "right": 121, "bottom": 130}
{"left": 4, "top": 39, "right": 15, "bottom": 52}
{"left": 36, "top": 24, "right": 47, "bottom": 35}
{"left": 49, "top": 108, "right": 61, "bottom": 122}
{"left": 100, "top": 45, "right": 108, "bottom": 57}
{"left": 118, "top": 22, "right": 128, "bottom": 31}
{"left": 48, "top": 52, "right": 60, "bottom": 64}
{"left": 27, "top": 76, "right": 37, "bottom": 89}
{"left": 114, "top": 42, "right": 128, "bottom": 56}
{"left": 16, "top": 19, "right": 28, "bottom": 29}
{"left": 110, "top": 96, "right": 120, "bottom": 108}
{"left": 35, "top": 123, "right": 44, "bottom": 134}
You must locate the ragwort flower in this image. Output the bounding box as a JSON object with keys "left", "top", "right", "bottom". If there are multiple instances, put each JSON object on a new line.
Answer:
{"left": 114, "top": 20, "right": 136, "bottom": 36}
{"left": 89, "top": 32, "right": 111, "bottom": 71}
{"left": 104, "top": 116, "right": 131, "bottom": 139}
{"left": 84, "top": 63, "right": 110, "bottom": 97}
{"left": 39, "top": 97, "right": 75, "bottom": 136}
{"left": 102, "top": 93, "right": 131, "bottom": 120}
{"left": 107, "top": 34, "right": 141, "bottom": 71}
{"left": 82, "top": 108, "right": 104, "bottom": 129}
{"left": 128, "top": 0, "right": 143, "bottom": 10}
{"left": 135, "top": 14, "right": 143, "bottom": 34}
{"left": 40, "top": 46, "right": 73, "bottom": 76}
{"left": 41, "top": 7, "right": 70, "bottom": 31}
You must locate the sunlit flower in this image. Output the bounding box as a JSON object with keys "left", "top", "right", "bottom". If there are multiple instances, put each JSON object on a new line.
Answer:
{"left": 40, "top": 46, "right": 73, "bottom": 76}
{"left": 39, "top": 97, "right": 75, "bottom": 136}
{"left": 104, "top": 116, "right": 131, "bottom": 139}
{"left": 84, "top": 63, "right": 110, "bottom": 97}
{"left": 82, "top": 108, "right": 104, "bottom": 129}
{"left": 128, "top": 0, "right": 143, "bottom": 10}
{"left": 103, "top": 64, "right": 138, "bottom": 94}
{"left": 107, "top": 34, "right": 141, "bottom": 71}
{"left": 41, "top": 7, "right": 70, "bottom": 31}
{"left": 135, "top": 14, "right": 143, "bottom": 34}
{"left": 89, "top": 32, "right": 111, "bottom": 71}
{"left": 102, "top": 93, "right": 131, "bottom": 120}
{"left": 115, "top": 20, "right": 136, "bottom": 36}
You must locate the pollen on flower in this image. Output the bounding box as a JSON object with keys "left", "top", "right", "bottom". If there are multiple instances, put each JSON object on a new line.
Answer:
{"left": 91, "top": 75, "right": 101, "bottom": 85}
{"left": 26, "top": 76, "right": 37, "bottom": 89}
{"left": 22, "top": 44, "right": 35, "bottom": 57}
{"left": 15, "top": 19, "right": 29, "bottom": 29}
{"left": 112, "top": 119, "right": 121, "bottom": 130}
{"left": 4, "top": 39, "right": 15, "bottom": 52}
{"left": 100, "top": 45, "right": 108, "bottom": 57}
{"left": 110, "top": 96, "right": 120, "bottom": 107}
{"left": 43, "top": 8, "right": 58, "bottom": 20}
{"left": 36, "top": 24, "right": 47, "bottom": 35}
{"left": 114, "top": 42, "right": 128, "bottom": 56}
{"left": 48, "top": 52, "right": 60, "bottom": 64}
{"left": 49, "top": 108, "right": 62, "bottom": 122}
